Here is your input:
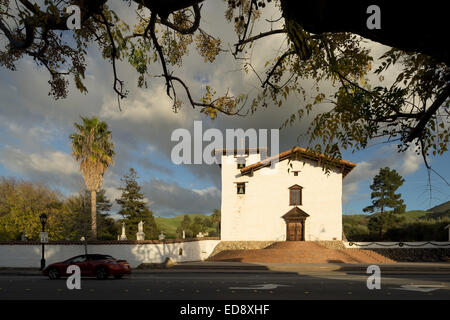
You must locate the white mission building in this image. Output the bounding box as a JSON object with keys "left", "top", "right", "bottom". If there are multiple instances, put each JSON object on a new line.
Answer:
{"left": 217, "top": 147, "right": 356, "bottom": 241}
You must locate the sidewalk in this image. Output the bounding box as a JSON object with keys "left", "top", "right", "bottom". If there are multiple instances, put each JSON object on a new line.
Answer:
{"left": 2, "top": 261, "right": 449, "bottom": 276}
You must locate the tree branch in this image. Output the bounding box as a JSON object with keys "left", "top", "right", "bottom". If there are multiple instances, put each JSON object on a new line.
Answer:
{"left": 159, "top": 3, "right": 201, "bottom": 34}
{"left": 148, "top": 11, "right": 173, "bottom": 98}
{"left": 166, "top": 75, "right": 248, "bottom": 116}
{"left": 406, "top": 84, "right": 450, "bottom": 142}
{"left": 98, "top": 11, "right": 127, "bottom": 109}
{"left": 262, "top": 49, "right": 296, "bottom": 88}
{"left": 235, "top": 29, "right": 287, "bottom": 51}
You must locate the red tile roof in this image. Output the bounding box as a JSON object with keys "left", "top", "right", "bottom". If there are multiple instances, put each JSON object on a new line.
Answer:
{"left": 240, "top": 147, "right": 356, "bottom": 178}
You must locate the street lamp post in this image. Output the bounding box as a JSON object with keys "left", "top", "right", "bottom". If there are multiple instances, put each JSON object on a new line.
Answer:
{"left": 39, "top": 213, "right": 48, "bottom": 271}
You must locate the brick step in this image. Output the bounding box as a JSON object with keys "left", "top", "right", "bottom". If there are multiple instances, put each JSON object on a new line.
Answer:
{"left": 266, "top": 242, "right": 324, "bottom": 250}
{"left": 341, "top": 249, "right": 395, "bottom": 264}
{"left": 210, "top": 250, "right": 360, "bottom": 263}
{"left": 209, "top": 241, "right": 395, "bottom": 264}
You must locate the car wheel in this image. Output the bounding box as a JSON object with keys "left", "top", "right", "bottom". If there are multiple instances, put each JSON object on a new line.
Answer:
{"left": 95, "top": 267, "right": 109, "bottom": 280}
{"left": 113, "top": 275, "right": 123, "bottom": 279}
{"left": 48, "top": 267, "right": 60, "bottom": 280}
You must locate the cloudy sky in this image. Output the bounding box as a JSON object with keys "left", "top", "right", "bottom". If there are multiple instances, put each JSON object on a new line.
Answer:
{"left": 0, "top": 1, "right": 448, "bottom": 217}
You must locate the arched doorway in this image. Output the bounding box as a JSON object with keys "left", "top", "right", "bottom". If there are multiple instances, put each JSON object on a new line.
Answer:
{"left": 282, "top": 207, "right": 309, "bottom": 241}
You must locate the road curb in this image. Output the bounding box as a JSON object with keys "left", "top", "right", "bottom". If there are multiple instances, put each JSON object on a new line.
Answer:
{"left": 2, "top": 263, "right": 450, "bottom": 276}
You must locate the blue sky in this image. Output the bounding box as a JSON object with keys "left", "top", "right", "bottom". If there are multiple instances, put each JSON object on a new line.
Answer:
{"left": 0, "top": 1, "right": 448, "bottom": 218}
{"left": 341, "top": 147, "right": 449, "bottom": 214}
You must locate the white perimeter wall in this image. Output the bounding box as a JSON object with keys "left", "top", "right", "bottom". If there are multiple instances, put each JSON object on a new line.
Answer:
{"left": 0, "top": 240, "right": 220, "bottom": 268}
{"left": 344, "top": 242, "right": 450, "bottom": 248}
{"left": 221, "top": 154, "right": 343, "bottom": 241}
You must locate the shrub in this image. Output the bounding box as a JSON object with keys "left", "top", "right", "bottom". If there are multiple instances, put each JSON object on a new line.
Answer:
{"left": 384, "top": 218, "right": 450, "bottom": 241}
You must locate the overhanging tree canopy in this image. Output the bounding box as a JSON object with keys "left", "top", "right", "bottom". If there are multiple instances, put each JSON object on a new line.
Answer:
{"left": 0, "top": 0, "right": 449, "bottom": 166}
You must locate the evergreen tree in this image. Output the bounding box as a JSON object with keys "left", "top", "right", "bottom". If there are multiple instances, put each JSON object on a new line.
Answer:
{"left": 116, "top": 168, "right": 158, "bottom": 239}
{"left": 175, "top": 226, "right": 183, "bottom": 238}
{"left": 180, "top": 215, "right": 191, "bottom": 231}
{"left": 203, "top": 217, "right": 212, "bottom": 228}
{"left": 211, "top": 209, "right": 221, "bottom": 236}
{"left": 176, "top": 215, "right": 192, "bottom": 238}
{"left": 176, "top": 226, "right": 194, "bottom": 239}
{"left": 190, "top": 216, "right": 205, "bottom": 236}
{"left": 363, "top": 167, "right": 406, "bottom": 238}
{"left": 64, "top": 189, "right": 117, "bottom": 240}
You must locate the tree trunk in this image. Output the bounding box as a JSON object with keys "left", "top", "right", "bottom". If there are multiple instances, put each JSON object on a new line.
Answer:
{"left": 91, "top": 190, "right": 97, "bottom": 239}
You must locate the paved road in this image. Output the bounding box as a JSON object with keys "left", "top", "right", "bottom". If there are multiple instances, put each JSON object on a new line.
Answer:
{"left": 0, "top": 271, "right": 448, "bottom": 300}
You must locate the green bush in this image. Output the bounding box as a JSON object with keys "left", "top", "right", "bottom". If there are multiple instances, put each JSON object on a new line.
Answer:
{"left": 344, "top": 212, "right": 450, "bottom": 242}
{"left": 383, "top": 218, "right": 450, "bottom": 241}
{"left": 344, "top": 223, "right": 372, "bottom": 241}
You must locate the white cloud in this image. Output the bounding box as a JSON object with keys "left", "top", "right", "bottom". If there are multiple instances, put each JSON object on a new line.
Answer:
{"left": 100, "top": 86, "right": 190, "bottom": 126}
{"left": 0, "top": 146, "right": 83, "bottom": 192}
{"left": 192, "top": 186, "right": 219, "bottom": 196}
{"left": 0, "top": 146, "right": 78, "bottom": 176}
{"left": 397, "top": 148, "right": 422, "bottom": 176}
{"left": 143, "top": 179, "right": 220, "bottom": 216}
{"left": 342, "top": 161, "right": 376, "bottom": 203}
{"left": 103, "top": 186, "right": 122, "bottom": 205}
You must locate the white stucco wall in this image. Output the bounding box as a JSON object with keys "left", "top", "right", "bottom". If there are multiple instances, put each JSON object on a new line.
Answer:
{"left": 0, "top": 240, "right": 220, "bottom": 268}
{"left": 220, "top": 153, "right": 344, "bottom": 241}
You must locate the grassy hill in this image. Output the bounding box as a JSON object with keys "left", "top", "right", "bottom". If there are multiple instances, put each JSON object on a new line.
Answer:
{"left": 343, "top": 209, "right": 450, "bottom": 241}
{"left": 427, "top": 201, "right": 450, "bottom": 219}
{"left": 155, "top": 214, "right": 214, "bottom": 238}
{"left": 429, "top": 200, "right": 450, "bottom": 214}
{"left": 399, "top": 210, "right": 429, "bottom": 222}
{"left": 343, "top": 210, "right": 447, "bottom": 225}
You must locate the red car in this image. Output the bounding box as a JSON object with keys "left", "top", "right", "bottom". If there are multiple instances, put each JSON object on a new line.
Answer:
{"left": 43, "top": 254, "right": 131, "bottom": 280}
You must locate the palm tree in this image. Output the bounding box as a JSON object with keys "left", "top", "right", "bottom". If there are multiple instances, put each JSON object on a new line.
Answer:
{"left": 70, "top": 117, "right": 115, "bottom": 239}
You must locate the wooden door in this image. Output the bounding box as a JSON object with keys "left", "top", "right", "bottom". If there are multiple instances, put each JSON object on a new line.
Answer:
{"left": 287, "top": 221, "right": 303, "bottom": 241}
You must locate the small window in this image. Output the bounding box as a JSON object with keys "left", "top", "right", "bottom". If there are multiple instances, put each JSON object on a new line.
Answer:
{"left": 289, "top": 185, "right": 302, "bottom": 205}
{"left": 237, "top": 183, "right": 245, "bottom": 194}
{"left": 293, "top": 171, "right": 299, "bottom": 176}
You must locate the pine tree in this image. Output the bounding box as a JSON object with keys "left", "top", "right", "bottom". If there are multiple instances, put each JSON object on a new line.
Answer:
{"left": 64, "top": 189, "right": 117, "bottom": 240}
{"left": 116, "top": 168, "right": 158, "bottom": 239}
{"left": 190, "top": 216, "right": 205, "bottom": 236}
{"left": 363, "top": 167, "right": 406, "bottom": 238}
